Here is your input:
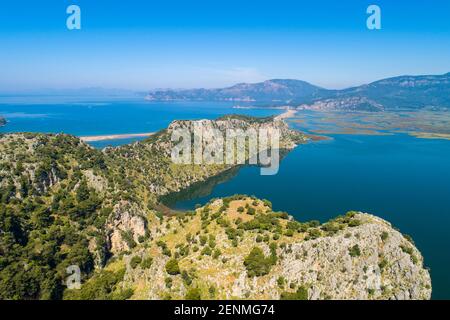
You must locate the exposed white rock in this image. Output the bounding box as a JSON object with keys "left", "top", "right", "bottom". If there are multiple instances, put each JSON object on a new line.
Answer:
{"left": 106, "top": 201, "right": 148, "bottom": 253}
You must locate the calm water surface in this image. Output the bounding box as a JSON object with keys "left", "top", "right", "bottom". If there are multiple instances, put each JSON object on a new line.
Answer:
{"left": 173, "top": 133, "right": 450, "bottom": 299}
{"left": 0, "top": 97, "right": 281, "bottom": 147}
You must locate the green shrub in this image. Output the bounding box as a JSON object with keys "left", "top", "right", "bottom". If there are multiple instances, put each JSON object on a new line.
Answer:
{"left": 404, "top": 234, "right": 415, "bottom": 245}
{"left": 209, "top": 285, "right": 216, "bottom": 298}
{"left": 262, "top": 199, "right": 272, "bottom": 209}
{"left": 185, "top": 287, "right": 201, "bottom": 300}
{"left": 130, "top": 256, "right": 142, "bottom": 269}
{"left": 277, "top": 276, "right": 285, "bottom": 288}
{"left": 400, "top": 244, "right": 418, "bottom": 264}
{"left": 348, "top": 244, "right": 361, "bottom": 257}
{"left": 201, "top": 246, "right": 212, "bottom": 256}
{"left": 120, "top": 231, "right": 136, "bottom": 249}
{"left": 165, "top": 277, "right": 173, "bottom": 288}
{"left": 307, "top": 228, "right": 321, "bottom": 240}
{"left": 213, "top": 249, "right": 221, "bottom": 259}
{"left": 280, "top": 286, "right": 308, "bottom": 300}
{"left": 165, "top": 259, "right": 180, "bottom": 275}
{"left": 181, "top": 271, "right": 192, "bottom": 286}
{"left": 111, "top": 288, "right": 134, "bottom": 300}
{"left": 348, "top": 219, "right": 361, "bottom": 227}
{"left": 244, "top": 247, "right": 274, "bottom": 277}
{"left": 285, "top": 229, "right": 294, "bottom": 237}
{"left": 199, "top": 235, "right": 207, "bottom": 246}
{"left": 141, "top": 257, "right": 153, "bottom": 269}
{"left": 378, "top": 258, "right": 388, "bottom": 271}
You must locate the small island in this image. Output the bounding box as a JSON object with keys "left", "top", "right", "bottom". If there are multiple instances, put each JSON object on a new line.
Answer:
{"left": 0, "top": 116, "right": 6, "bottom": 127}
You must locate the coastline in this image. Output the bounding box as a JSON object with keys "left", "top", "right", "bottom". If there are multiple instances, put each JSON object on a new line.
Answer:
{"left": 274, "top": 108, "right": 298, "bottom": 121}
{"left": 79, "top": 132, "right": 154, "bottom": 142}
{"left": 79, "top": 110, "right": 298, "bottom": 143}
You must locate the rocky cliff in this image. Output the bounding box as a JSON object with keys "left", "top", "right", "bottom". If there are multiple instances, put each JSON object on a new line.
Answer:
{"left": 70, "top": 196, "right": 431, "bottom": 300}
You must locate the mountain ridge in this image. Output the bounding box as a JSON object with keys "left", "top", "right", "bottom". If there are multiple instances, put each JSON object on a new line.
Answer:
{"left": 145, "top": 72, "right": 450, "bottom": 111}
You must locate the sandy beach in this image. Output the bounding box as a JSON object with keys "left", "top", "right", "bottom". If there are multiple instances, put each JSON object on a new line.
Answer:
{"left": 275, "top": 108, "right": 298, "bottom": 121}
{"left": 80, "top": 132, "right": 154, "bottom": 142}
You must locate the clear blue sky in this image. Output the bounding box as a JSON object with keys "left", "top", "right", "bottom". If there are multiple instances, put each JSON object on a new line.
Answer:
{"left": 1, "top": 0, "right": 449, "bottom": 91}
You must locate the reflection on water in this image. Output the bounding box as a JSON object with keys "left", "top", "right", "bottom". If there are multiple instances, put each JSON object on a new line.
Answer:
{"left": 160, "top": 166, "right": 242, "bottom": 207}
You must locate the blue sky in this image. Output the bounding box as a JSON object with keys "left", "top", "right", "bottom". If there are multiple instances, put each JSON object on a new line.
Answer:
{"left": 1, "top": 0, "right": 449, "bottom": 91}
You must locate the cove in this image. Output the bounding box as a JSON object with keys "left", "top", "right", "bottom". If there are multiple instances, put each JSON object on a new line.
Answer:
{"left": 168, "top": 133, "right": 450, "bottom": 299}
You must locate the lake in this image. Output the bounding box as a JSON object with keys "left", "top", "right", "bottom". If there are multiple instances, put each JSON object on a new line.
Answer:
{"left": 1, "top": 98, "right": 449, "bottom": 299}
{"left": 172, "top": 132, "right": 450, "bottom": 299}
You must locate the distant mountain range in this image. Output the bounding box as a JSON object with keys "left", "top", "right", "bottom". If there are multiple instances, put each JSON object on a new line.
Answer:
{"left": 145, "top": 73, "right": 450, "bottom": 111}
{"left": 0, "top": 87, "right": 146, "bottom": 98}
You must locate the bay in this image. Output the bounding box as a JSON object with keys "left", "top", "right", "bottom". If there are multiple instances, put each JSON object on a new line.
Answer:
{"left": 172, "top": 133, "right": 450, "bottom": 300}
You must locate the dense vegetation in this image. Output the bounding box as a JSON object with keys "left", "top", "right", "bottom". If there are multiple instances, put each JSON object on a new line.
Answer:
{"left": 0, "top": 117, "right": 304, "bottom": 300}
{"left": 0, "top": 134, "right": 111, "bottom": 299}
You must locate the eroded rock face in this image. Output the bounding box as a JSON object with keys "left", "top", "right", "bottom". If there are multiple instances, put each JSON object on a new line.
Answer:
{"left": 114, "top": 198, "right": 431, "bottom": 300}
{"left": 278, "top": 214, "right": 431, "bottom": 300}
{"left": 167, "top": 116, "right": 305, "bottom": 152}
{"left": 106, "top": 201, "right": 148, "bottom": 254}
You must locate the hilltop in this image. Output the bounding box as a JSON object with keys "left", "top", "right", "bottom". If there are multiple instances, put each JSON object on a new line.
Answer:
{"left": 65, "top": 196, "right": 431, "bottom": 300}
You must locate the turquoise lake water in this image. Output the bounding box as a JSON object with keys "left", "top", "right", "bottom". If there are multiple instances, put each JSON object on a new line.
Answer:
{"left": 1, "top": 98, "right": 449, "bottom": 299}
{"left": 173, "top": 132, "right": 450, "bottom": 299}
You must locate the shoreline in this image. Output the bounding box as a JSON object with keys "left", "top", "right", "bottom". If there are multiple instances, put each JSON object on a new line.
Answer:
{"left": 79, "top": 132, "right": 154, "bottom": 142}
{"left": 79, "top": 110, "right": 298, "bottom": 143}
{"left": 274, "top": 108, "right": 298, "bottom": 121}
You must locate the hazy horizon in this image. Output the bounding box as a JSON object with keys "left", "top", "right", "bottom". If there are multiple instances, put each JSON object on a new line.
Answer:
{"left": 1, "top": 71, "right": 450, "bottom": 95}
